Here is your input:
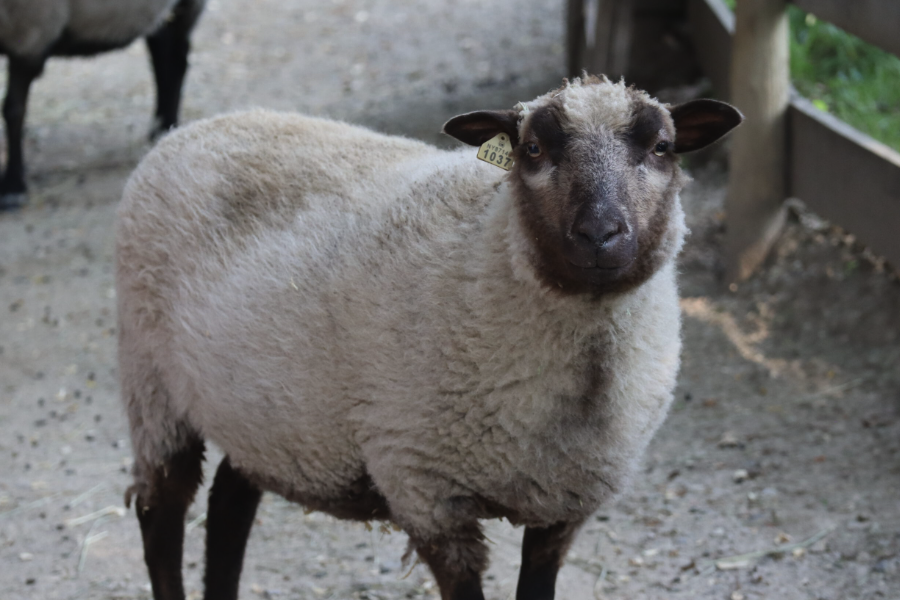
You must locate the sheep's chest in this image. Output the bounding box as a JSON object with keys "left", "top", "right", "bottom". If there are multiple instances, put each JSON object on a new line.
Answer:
{"left": 430, "top": 290, "right": 681, "bottom": 528}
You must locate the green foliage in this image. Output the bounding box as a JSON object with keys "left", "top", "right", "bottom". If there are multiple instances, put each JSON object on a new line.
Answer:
{"left": 720, "top": 0, "right": 900, "bottom": 151}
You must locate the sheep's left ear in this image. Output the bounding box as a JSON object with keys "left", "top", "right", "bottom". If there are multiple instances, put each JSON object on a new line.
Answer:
{"left": 442, "top": 109, "right": 520, "bottom": 147}
{"left": 669, "top": 99, "right": 744, "bottom": 153}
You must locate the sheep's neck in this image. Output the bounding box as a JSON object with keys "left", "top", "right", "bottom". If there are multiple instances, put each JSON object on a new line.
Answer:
{"left": 442, "top": 184, "right": 619, "bottom": 402}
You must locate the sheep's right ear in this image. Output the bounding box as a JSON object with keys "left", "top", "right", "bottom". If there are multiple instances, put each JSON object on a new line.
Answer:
{"left": 442, "top": 110, "right": 520, "bottom": 147}
{"left": 669, "top": 99, "right": 744, "bottom": 153}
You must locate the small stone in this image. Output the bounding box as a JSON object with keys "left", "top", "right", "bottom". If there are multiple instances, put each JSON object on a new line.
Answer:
{"left": 733, "top": 469, "right": 750, "bottom": 483}
{"left": 718, "top": 431, "right": 741, "bottom": 448}
{"left": 19, "top": 552, "right": 34, "bottom": 562}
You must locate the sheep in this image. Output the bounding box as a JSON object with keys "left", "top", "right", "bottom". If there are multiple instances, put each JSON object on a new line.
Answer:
{"left": 116, "top": 75, "right": 742, "bottom": 600}
{"left": 0, "top": 0, "right": 206, "bottom": 209}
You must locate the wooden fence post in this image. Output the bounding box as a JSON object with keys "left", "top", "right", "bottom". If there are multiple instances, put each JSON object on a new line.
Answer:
{"left": 566, "top": 0, "right": 635, "bottom": 79}
{"left": 724, "top": 0, "right": 790, "bottom": 283}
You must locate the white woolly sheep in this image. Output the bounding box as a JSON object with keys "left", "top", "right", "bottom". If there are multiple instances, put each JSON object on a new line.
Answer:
{"left": 0, "top": 0, "right": 206, "bottom": 208}
{"left": 116, "top": 76, "right": 742, "bottom": 600}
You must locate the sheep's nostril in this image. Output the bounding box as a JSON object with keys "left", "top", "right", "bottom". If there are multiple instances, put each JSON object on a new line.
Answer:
{"left": 575, "top": 219, "right": 624, "bottom": 247}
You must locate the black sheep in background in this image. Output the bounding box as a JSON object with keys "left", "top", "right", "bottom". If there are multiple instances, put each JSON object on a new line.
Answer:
{"left": 0, "top": 0, "right": 206, "bottom": 209}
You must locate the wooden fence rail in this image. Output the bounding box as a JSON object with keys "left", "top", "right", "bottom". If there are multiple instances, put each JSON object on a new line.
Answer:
{"left": 571, "top": 0, "right": 900, "bottom": 281}
{"left": 688, "top": 0, "right": 900, "bottom": 280}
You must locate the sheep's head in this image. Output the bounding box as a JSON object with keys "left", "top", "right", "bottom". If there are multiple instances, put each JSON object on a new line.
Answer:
{"left": 443, "top": 76, "right": 743, "bottom": 296}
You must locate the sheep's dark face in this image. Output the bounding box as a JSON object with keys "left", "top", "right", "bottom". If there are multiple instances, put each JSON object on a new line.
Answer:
{"left": 444, "top": 78, "right": 743, "bottom": 296}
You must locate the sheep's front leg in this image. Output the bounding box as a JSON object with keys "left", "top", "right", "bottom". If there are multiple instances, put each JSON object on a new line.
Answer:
{"left": 1, "top": 55, "right": 45, "bottom": 208}
{"left": 411, "top": 522, "right": 488, "bottom": 600}
{"left": 203, "top": 457, "right": 262, "bottom": 600}
{"left": 515, "top": 521, "right": 583, "bottom": 600}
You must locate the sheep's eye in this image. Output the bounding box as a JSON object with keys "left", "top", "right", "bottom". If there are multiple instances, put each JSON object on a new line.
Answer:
{"left": 526, "top": 143, "right": 542, "bottom": 157}
{"left": 653, "top": 141, "right": 670, "bottom": 156}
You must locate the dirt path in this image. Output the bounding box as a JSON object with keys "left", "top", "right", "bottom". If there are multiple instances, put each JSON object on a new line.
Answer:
{"left": 1, "top": 1, "right": 898, "bottom": 599}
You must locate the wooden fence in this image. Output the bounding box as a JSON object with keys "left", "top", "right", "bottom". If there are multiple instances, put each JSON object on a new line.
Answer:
{"left": 569, "top": 0, "right": 900, "bottom": 282}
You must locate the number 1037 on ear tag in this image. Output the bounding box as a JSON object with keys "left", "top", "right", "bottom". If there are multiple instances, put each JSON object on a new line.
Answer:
{"left": 478, "top": 133, "right": 513, "bottom": 171}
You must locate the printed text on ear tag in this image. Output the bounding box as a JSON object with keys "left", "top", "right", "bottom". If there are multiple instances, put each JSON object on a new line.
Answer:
{"left": 478, "top": 134, "right": 513, "bottom": 171}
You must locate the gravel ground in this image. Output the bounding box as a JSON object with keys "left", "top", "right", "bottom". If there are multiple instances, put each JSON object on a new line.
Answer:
{"left": 1, "top": 1, "right": 898, "bottom": 599}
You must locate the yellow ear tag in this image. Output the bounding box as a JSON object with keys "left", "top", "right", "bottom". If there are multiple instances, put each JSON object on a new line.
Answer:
{"left": 477, "top": 133, "right": 513, "bottom": 171}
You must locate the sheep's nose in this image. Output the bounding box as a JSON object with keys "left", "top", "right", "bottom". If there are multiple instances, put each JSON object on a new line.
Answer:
{"left": 571, "top": 207, "right": 636, "bottom": 269}
{"left": 575, "top": 216, "right": 624, "bottom": 247}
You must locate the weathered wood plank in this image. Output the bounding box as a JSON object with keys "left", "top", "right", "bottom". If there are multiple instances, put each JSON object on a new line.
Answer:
{"left": 687, "top": 0, "right": 734, "bottom": 100}
{"left": 790, "top": 95, "right": 900, "bottom": 268}
{"left": 791, "top": 0, "right": 900, "bottom": 59}
{"left": 724, "top": 0, "right": 790, "bottom": 282}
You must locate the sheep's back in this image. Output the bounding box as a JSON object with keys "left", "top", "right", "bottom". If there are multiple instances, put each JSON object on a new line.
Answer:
{"left": 117, "top": 109, "right": 447, "bottom": 284}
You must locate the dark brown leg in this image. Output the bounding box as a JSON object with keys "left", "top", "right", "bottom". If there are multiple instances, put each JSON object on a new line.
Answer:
{"left": 412, "top": 523, "right": 488, "bottom": 600}
{"left": 145, "top": 0, "right": 205, "bottom": 138}
{"left": 203, "top": 457, "right": 262, "bottom": 600}
{"left": 515, "top": 521, "right": 583, "bottom": 600}
{"left": 1, "top": 55, "right": 45, "bottom": 208}
{"left": 133, "top": 438, "right": 205, "bottom": 600}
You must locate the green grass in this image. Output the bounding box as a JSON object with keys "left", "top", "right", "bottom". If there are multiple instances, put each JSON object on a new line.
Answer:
{"left": 721, "top": 0, "right": 900, "bottom": 152}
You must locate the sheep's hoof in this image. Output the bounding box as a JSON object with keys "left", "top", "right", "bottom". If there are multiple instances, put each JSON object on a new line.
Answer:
{"left": 148, "top": 116, "right": 176, "bottom": 142}
{"left": 0, "top": 191, "right": 27, "bottom": 211}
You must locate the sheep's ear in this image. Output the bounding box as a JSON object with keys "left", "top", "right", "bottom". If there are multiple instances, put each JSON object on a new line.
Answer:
{"left": 442, "top": 110, "right": 520, "bottom": 147}
{"left": 669, "top": 99, "right": 744, "bottom": 153}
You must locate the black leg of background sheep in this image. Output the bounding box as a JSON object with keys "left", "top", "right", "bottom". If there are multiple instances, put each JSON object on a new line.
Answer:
{"left": 515, "top": 521, "right": 583, "bottom": 600}
{"left": 203, "top": 457, "right": 263, "bottom": 600}
{"left": 145, "top": 0, "right": 205, "bottom": 138}
{"left": 0, "top": 56, "right": 45, "bottom": 209}
{"left": 413, "top": 525, "right": 488, "bottom": 600}
{"left": 132, "top": 438, "right": 205, "bottom": 600}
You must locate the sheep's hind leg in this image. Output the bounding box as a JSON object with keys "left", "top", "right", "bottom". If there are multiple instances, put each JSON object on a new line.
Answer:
{"left": 411, "top": 523, "right": 488, "bottom": 600}
{"left": 130, "top": 437, "right": 205, "bottom": 600}
{"left": 145, "top": 0, "right": 205, "bottom": 138}
{"left": 515, "top": 521, "right": 583, "bottom": 600}
{"left": 1, "top": 55, "right": 45, "bottom": 209}
{"left": 203, "top": 457, "right": 262, "bottom": 600}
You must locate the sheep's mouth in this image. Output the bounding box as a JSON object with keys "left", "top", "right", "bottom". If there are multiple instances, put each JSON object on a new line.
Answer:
{"left": 569, "top": 262, "right": 627, "bottom": 271}
{"left": 559, "top": 256, "right": 641, "bottom": 294}
{"left": 566, "top": 257, "right": 636, "bottom": 272}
